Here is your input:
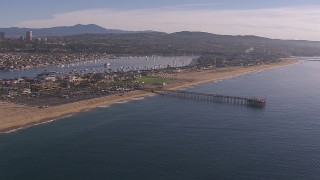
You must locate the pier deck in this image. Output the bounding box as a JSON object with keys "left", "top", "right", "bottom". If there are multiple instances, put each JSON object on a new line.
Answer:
{"left": 141, "top": 88, "right": 266, "bottom": 107}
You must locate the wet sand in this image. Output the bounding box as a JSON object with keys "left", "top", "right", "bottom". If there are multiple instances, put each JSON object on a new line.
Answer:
{"left": 0, "top": 60, "right": 299, "bottom": 133}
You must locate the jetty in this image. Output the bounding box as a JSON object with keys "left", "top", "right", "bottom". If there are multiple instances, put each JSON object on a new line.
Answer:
{"left": 140, "top": 88, "right": 266, "bottom": 107}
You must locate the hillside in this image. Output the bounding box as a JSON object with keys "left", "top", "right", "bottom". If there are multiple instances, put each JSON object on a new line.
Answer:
{"left": 2, "top": 30, "right": 320, "bottom": 63}
{"left": 0, "top": 24, "right": 149, "bottom": 37}
{"left": 60, "top": 31, "right": 320, "bottom": 57}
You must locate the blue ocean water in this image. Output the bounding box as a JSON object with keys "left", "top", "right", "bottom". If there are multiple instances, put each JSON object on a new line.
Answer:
{"left": 1, "top": 61, "right": 320, "bottom": 179}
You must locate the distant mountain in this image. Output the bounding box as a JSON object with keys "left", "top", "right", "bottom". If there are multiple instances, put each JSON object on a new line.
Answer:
{"left": 60, "top": 31, "right": 320, "bottom": 57}
{"left": 0, "top": 24, "right": 151, "bottom": 37}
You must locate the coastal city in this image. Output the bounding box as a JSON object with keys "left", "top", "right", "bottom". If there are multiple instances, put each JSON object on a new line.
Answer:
{"left": 0, "top": 25, "right": 318, "bottom": 141}
{"left": 0, "top": 31, "right": 115, "bottom": 71}
{"left": 2, "top": 1, "right": 320, "bottom": 179}
{"left": 0, "top": 30, "right": 285, "bottom": 108}
{"left": 0, "top": 62, "right": 182, "bottom": 107}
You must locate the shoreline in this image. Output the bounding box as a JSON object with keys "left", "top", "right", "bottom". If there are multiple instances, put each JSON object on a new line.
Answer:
{"left": 0, "top": 60, "right": 299, "bottom": 133}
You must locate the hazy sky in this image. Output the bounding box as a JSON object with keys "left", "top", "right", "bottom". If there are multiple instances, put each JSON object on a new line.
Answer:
{"left": 1, "top": 0, "right": 320, "bottom": 40}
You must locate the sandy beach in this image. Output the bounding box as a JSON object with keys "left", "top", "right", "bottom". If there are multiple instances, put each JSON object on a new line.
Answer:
{"left": 0, "top": 60, "right": 299, "bottom": 133}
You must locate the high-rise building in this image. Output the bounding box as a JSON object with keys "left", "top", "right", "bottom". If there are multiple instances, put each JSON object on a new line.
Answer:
{"left": 26, "top": 31, "right": 32, "bottom": 41}
{"left": 0, "top": 32, "right": 4, "bottom": 40}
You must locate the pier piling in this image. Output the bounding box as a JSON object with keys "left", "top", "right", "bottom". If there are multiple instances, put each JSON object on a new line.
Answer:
{"left": 140, "top": 88, "right": 266, "bottom": 107}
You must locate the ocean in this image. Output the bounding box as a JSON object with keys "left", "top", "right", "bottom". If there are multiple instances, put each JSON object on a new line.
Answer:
{"left": 0, "top": 60, "right": 320, "bottom": 179}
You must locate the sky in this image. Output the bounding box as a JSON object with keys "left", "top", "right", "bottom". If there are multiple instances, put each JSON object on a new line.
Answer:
{"left": 1, "top": 0, "right": 320, "bottom": 40}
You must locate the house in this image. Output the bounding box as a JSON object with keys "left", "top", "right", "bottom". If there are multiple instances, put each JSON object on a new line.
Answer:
{"left": 21, "top": 88, "right": 31, "bottom": 94}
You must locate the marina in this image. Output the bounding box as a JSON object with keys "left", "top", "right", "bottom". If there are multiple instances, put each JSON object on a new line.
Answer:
{"left": 0, "top": 56, "right": 195, "bottom": 79}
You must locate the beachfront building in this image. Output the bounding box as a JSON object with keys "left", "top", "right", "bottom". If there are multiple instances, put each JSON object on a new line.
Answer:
{"left": 26, "top": 31, "right": 32, "bottom": 41}
{"left": 0, "top": 32, "right": 4, "bottom": 40}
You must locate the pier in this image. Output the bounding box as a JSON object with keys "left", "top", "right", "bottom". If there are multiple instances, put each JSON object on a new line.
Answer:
{"left": 141, "top": 88, "right": 266, "bottom": 107}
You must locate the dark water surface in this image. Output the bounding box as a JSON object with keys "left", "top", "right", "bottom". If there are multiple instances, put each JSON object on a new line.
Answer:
{"left": 0, "top": 61, "right": 320, "bottom": 179}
